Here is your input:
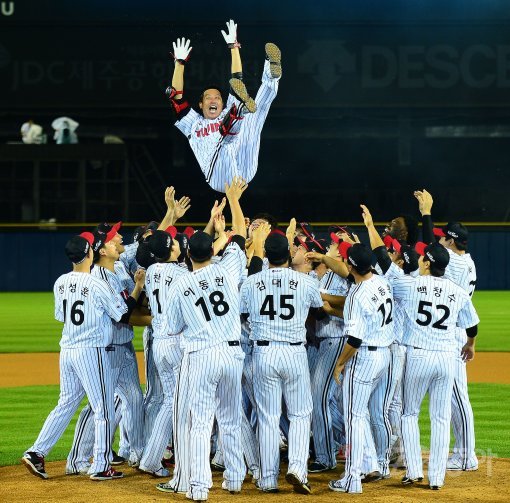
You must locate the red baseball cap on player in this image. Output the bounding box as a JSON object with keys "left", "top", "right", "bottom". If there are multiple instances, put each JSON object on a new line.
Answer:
{"left": 434, "top": 222, "right": 468, "bottom": 245}
{"left": 342, "top": 243, "right": 373, "bottom": 275}
{"left": 149, "top": 230, "right": 176, "bottom": 262}
{"left": 96, "top": 221, "right": 122, "bottom": 243}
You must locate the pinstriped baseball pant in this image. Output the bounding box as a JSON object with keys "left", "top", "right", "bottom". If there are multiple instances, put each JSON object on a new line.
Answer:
{"left": 339, "top": 346, "right": 391, "bottom": 493}
{"left": 401, "top": 347, "right": 455, "bottom": 487}
{"left": 253, "top": 343, "right": 312, "bottom": 489}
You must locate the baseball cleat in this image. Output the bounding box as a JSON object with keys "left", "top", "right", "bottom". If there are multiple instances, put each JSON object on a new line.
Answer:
{"left": 430, "top": 484, "right": 442, "bottom": 490}
{"left": 185, "top": 489, "right": 208, "bottom": 501}
{"left": 328, "top": 479, "right": 362, "bottom": 494}
{"left": 111, "top": 451, "right": 126, "bottom": 465}
{"left": 255, "top": 480, "right": 279, "bottom": 493}
{"left": 401, "top": 475, "right": 424, "bottom": 485}
{"left": 65, "top": 466, "right": 89, "bottom": 476}
{"left": 285, "top": 472, "right": 312, "bottom": 495}
{"left": 361, "top": 470, "right": 384, "bottom": 482}
{"left": 265, "top": 43, "right": 282, "bottom": 79}
{"left": 229, "top": 79, "right": 257, "bottom": 114}
{"left": 139, "top": 465, "right": 170, "bottom": 478}
{"left": 90, "top": 467, "right": 124, "bottom": 480}
{"left": 22, "top": 452, "right": 48, "bottom": 480}
{"left": 308, "top": 461, "right": 334, "bottom": 473}
{"left": 446, "top": 458, "right": 478, "bottom": 471}
{"left": 156, "top": 481, "right": 187, "bottom": 494}
{"left": 221, "top": 480, "right": 241, "bottom": 494}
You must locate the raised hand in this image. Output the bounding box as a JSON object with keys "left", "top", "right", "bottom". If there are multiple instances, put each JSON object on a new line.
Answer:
{"left": 172, "top": 37, "right": 192, "bottom": 63}
{"left": 225, "top": 176, "right": 248, "bottom": 201}
{"left": 174, "top": 195, "right": 191, "bottom": 220}
{"left": 221, "top": 19, "right": 239, "bottom": 47}
{"left": 360, "top": 204, "right": 374, "bottom": 228}
{"left": 414, "top": 189, "right": 433, "bottom": 216}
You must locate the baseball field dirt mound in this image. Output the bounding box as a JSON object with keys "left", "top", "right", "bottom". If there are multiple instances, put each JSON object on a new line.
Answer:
{"left": 2, "top": 351, "right": 510, "bottom": 387}
{"left": 2, "top": 457, "right": 509, "bottom": 503}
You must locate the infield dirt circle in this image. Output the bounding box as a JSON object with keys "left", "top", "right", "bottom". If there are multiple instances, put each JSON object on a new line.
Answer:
{"left": 1, "top": 352, "right": 509, "bottom": 502}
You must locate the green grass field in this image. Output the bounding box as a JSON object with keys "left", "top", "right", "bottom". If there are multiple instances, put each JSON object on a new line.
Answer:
{"left": 0, "top": 290, "right": 508, "bottom": 468}
{"left": 1, "top": 383, "right": 508, "bottom": 467}
{"left": 0, "top": 291, "right": 508, "bottom": 353}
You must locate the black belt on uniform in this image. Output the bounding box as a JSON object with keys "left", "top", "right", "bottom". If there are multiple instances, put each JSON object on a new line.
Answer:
{"left": 367, "top": 346, "right": 377, "bottom": 351}
{"left": 228, "top": 341, "right": 240, "bottom": 346}
{"left": 256, "top": 341, "right": 303, "bottom": 346}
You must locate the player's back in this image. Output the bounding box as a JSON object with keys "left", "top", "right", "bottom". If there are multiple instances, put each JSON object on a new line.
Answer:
{"left": 444, "top": 249, "right": 477, "bottom": 297}
{"left": 240, "top": 267, "right": 323, "bottom": 343}
{"left": 146, "top": 261, "right": 188, "bottom": 338}
{"left": 54, "top": 271, "right": 127, "bottom": 348}
{"left": 343, "top": 274, "right": 395, "bottom": 348}
{"left": 392, "top": 275, "right": 479, "bottom": 351}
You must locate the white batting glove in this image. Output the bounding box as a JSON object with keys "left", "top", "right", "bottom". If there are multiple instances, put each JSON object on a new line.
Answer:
{"left": 171, "top": 37, "right": 192, "bottom": 64}
{"left": 221, "top": 19, "right": 240, "bottom": 48}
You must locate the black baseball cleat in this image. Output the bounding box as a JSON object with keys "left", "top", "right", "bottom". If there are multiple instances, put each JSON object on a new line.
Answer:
{"left": 285, "top": 472, "right": 312, "bottom": 495}
{"left": 22, "top": 452, "right": 48, "bottom": 479}
{"left": 265, "top": 43, "right": 282, "bottom": 79}
{"left": 229, "top": 79, "right": 257, "bottom": 114}
{"left": 308, "top": 461, "right": 334, "bottom": 473}
{"left": 430, "top": 484, "right": 442, "bottom": 490}
{"left": 210, "top": 461, "right": 226, "bottom": 471}
{"left": 111, "top": 450, "right": 126, "bottom": 466}
{"left": 401, "top": 475, "right": 424, "bottom": 485}
{"left": 90, "top": 468, "right": 124, "bottom": 480}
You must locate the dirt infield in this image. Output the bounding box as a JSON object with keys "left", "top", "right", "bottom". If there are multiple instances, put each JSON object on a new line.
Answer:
{"left": 1, "top": 457, "right": 509, "bottom": 502}
{"left": 2, "top": 351, "right": 510, "bottom": 388}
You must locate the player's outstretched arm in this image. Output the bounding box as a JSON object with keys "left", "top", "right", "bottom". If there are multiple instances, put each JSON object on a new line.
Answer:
{"left": 221, "top": 19, "right": 242, "bottom": 77}
{"left": 361, "top": 204, "right": 384, "bottom": 249}
{"left": 414, "top": 189, "right": 434, "bottom": 243}
{"left": 305, "top": 251, "right": 349, "bottom": 278}
{"left": 225, "top": 176, "right": 248, "bottom": 239}
{"left": 170, "top": 38, "right": 192, "bottom": 100}
{"left": 204, "top": 198, "right": 227, "bottom": 236}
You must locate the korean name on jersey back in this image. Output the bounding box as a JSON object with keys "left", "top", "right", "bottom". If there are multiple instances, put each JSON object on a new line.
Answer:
{"left": 145, "top": 262, "right": 188, "bottom": 339}
{"left": 391, "top": 275, "right": 479, "bottom": 351}
{"left": 343, "top": 275, "right": 395, "bottom": 348}
{"left": 166, "top": 242, "right": 246, "bottom": 352}
{"left": 240, "top": 268, "right": 323, "bottom": 343}
{"left": 54, "top": 272, "right": 127, "bottom": 348}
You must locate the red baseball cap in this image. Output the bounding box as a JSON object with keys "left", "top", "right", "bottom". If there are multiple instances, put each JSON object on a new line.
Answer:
{"left": 164, "top": 225, "right": 178, "bottom": 239}
{"left": 339, "top": 241, "right": 352, "bottom": 259}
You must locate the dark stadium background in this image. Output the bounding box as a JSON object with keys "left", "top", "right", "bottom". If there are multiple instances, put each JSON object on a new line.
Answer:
{"left": 1, "top": 0, "right": 509, "bottom": 289}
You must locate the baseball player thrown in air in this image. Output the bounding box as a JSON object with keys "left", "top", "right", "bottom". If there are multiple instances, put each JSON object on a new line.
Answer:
{"left": 167, "top": 19, "right": 281, "bottom": 192}
{"left": 240, "top": 231, "right": 323, "bottom": 495}
{"left": 415, "top": 189, "right": 479, "bottom": 472}
{"left": 322, "top": 243, "right": 395, "bottom": 494}
{"left": 156, "top": 177, "right": 249, "bottom": 501}
{"left": 22, "top": 233, "right": 128, "bottom": 481}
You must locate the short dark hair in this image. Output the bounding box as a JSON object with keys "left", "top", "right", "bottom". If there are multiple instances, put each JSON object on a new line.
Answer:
{"left": 188, "top": 249, "right": 213, "bottom": 263}
{"left": 401, "top": 214, "right": 419, "bottom": 246}
{"left": 252, "top": 213, "right": 279, "bottom": 231}
{"left": 199, "top": 86, "right": 225, "bottom": 104}
{"left": 269, "top": 255, "right": 290, "bottom": 267}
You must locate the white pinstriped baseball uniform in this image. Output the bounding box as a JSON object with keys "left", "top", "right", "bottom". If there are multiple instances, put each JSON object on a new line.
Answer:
{"left": 139, "top": 261, "right": 188, "bottom": 473}
{"left": 240, "top": 267, "right": 323, "bottom": 490}
{"left": 66, "top": 263, "right": 145, "bottom": 472}
{"left": 119, "top": 242, "right": 140, "bottom": 275}
{"left": 166, "top": 242, "right": 247, "bottom": 499}
{"left": 389, "top": 272, "right": 479, "bottom": 487}
{"left": 443, "top": 248, "right": 478, "bottom": 470}
{"left": 310, "top": 271, "right": 349, "bottom": 469}
{"left": 211, "top": 267, "right": 261, "bottom": 482}
{"left": 175, "top": 60, "right": 279, "bottom": 192}
{"left": 380, "top": 262, "right": 408, "bottom": 465}
{"left": 335, "top": 275, "right": 394, "bottom": 494}
{"left": 26, "top": 272, "right": 127, "bottom": 475}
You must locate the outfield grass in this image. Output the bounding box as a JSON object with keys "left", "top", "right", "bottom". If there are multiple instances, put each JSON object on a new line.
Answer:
{"left": 0, "top": 291, "right": 509, "bottom": 353}
{"left": 0, "top": 383, "right": 508, "bottom": 467}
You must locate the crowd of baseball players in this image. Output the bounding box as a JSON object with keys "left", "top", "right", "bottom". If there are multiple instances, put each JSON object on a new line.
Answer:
{"left": 21, "top": 19, "right": 481, "bottom": 501}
